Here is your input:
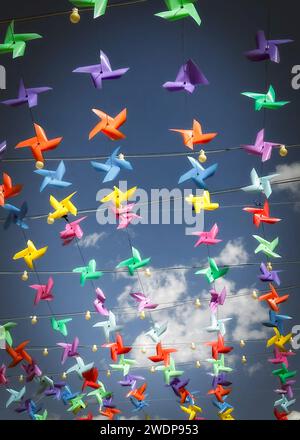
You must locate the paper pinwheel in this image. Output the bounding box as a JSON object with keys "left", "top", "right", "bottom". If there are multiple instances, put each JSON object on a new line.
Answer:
{"left": 101, "top": 186, "right": 137, "bottom": 208}
{"left": 89, "top": 108, "right": 127, "bottom": 141}
{"left": 242, "top": 129, "right": 281, "bottom": 162}
{"left": 67, "top": 394, "right": 86, "bottom": 414}
{"left": 34, "top": 161, "right": 71, "bottom": 192}
{"left": 211, "top": 373, "right": 232, "bottom": 389}
{"left": 0, "top": 365, "right": 8, "bottom": 385}
{"left": 180, "top": 404, "right": 202, "bottom": 420}
{"left": 1, "top": 79, "right": 51, "bottom": 108}
{"left": 93, "top": 311, "right": 123, "bottom": 342}
{"left": 119, "top": 374, "right": 145, "bottom": 389}
{"left": 110, "top": 355, "right": 137, "bottom": 376}
{"left": 21, "top": 361, "right": 42, "bottom": 382}
{"left": 1, "top": 322, "right": 17, "bottom": 346}
{"left": 209, "top": 287, "right": 227, "bottom": 313}
{"left": 16, "top": 123, "right": 63, "bottom": 166}
{"left": 130, "top": 292, "right": 158, "bottom": 312}
{"left": 87, "top": 381, "right": 112, "bottom": 409}
{"left": 208, "top": 384, "right": 231, "bottom": 403}
{"left": 205, "top": 334, "right": 233, "bottom": 360}
{"left": 170, "top": 377, "right": 190, "bottom": 396}
{"left": 267, "top": 328, "right": 292, "bottom": 351}
{"left": 0, "top": 173, "right": 23, "bottom": 206}
{"left": 127, "top": 383, "right": 147, "bottom": 401}
{"left": 259, "top": 262, "right": 281, "bottom": 285}
{"left": 29, "top": 277, "right": 54, "bottom": 306}
{"left": 57, "top": 337, "right": 80, "bottom": 364}
{"left": 185, "top": 191, "right": 219, "bottom": 214}
{"left": 275, "top": 380, "right": 296, "bottom": 399}
{"left": 6, "top": 340, "right": 32, "bottom": 368}
{"left": 45, "top": 382, "right": 66, "bottom": 400}
{"left": 155, "top": 357, "right": 184, "bottom": 384}
{"left": 212, "top": 396, "right": 233, "bottom": 413}
{"left": 77, "top": 412, "right": 94, "bottom": 421}
{"left": 116, "top": 246, "right": 151, "bottom": 276}
{"left": 91, "top": 147, "right": 133, "bottom": 183}
{"left": 218, "top": 407, "right": 235, "bottom": 420}
{"left": 59, "top": 216, "right": 87, "bottom": 246}
{"left": 155, "top": 1, "right": 201, "bottom": 26}
{"left": 130, "top": 396, "right": 149, "bottom": 412}
{"left": 5, "top": 386, "right": 26, "bottom": 408}
{"left": 34, "top": 410, "right": 48, "bottom": 420}
{"left": 163, "top": 59, "right": 208, "bottom": 93}
{"left": 94, "top": 288, "right": 109, "bottom": 316}
{"left": 274, "top": 394, "right": 296, "bottom": 413}
{"left": 171, "top": 119, "right": 217, "bottom": 150}
{"left": 13, "top": 240, "right": 48, "bottom": 269}
{"left": 274, "top": 408, "right": 289, "bottom": 420}
{"left": 245, "top": 30, "right": 293, "bottom": 63}
{"left": 3, "top": 202, "right": 28, "bottom": 230}
{"left": 66, "top": 357, "right": 94, "bottom": 378}
{"left": 145, "top": 322, "right": 168, "bottom": 342}
{"left": 258, "top": 284, "right": 289, "bottom": 312}
{"left": 100, "top": 407, "right": 121, "bottom": 420}
{"left": 73, "top": 50, "right": 129, "bottom": 88}
{"left": 179, "top": 157, "right": 218, "bottom": 188}
{"left": 195, "top": 257, "right": 229, "bottom": 283}
{"left": 192, "top": 223, "right": 221, "bottom": 247}
{"left": 0, "top": 141, "right": 7, "bottom": 159}
{"left": 73, "top": 259, "right": 103, "bottom": 286}
{"left": 206, "top": 315, "right": 232, "bottom": 336}
{"left": 70, "top": 0, "right": 109, "bottom": 19}
{"left": 0, "top": 21, "right": 42, "bottom": 59}
{"left": 242, "top": 168, "right": 279, "bottom": 199}
{"left": 111, "top": 203, "right": 141, "bottom": 229}
{"left": 51, "top": 317, "right": 72, "bottom": 337}
{"left": 263, "top": 311, "right": 292, "bottom": 336}
{"left": 148, "top": 342, "right": 177, "bottom": 366}
{"left": 36, "top": 375, "right": 54, "bottom": 395}
{"left": 242, "top": 85, "right": 289, "bottom": 111}
{"left": 62, "top": 386, "right": 79, "bottom": 406}
{"left": 272, "top": 363, "right": 297, "bottom": 384}
{"left": 48, "top": 192, "right": 77, "bottom": 223}
{"left": 81, "top": 367, "right": 100, "bottom": 391}
{"left": 206, "top": 354, "right": 233, "bottom": 376}
{"left": 102, "top": 334, "right": 132, "bottom": 362}
{"left": 243, "top": 200, "right": 281, "bottom": 227}
{"left": 253, "top": 235, "right": 281, "bottom": 259}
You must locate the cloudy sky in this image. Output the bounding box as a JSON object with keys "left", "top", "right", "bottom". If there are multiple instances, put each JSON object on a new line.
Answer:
{"left": 0, "top": 0, "right": 300, "bottom": 420}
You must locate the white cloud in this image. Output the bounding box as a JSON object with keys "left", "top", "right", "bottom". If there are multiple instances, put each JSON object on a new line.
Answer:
{"left": 287, "top": 411, "right": 300, "bottom": 420}
{"left": 274, "top": 162, "right": 300, "bottom": 195}
{"left": 78, "top": 232, "right": 106, "bottom": 248}
{"left": 215, "top": 238, "right": 249, "bottom": 266}
{"left": 245, "top": 362, "right": 263, "bottom": 376}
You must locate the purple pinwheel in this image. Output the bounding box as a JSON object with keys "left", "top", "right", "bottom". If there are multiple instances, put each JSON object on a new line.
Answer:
{"left": 169, "top": 378, "right": 190, "bottom": 397}
{"left": 0, "top": 364, "right": 8, "bottom": 385}
{"left": 57, "top": 337, "right": 79, "bottom": 364}
{"left": 94, "top": 287, "right": 109, "bottom": 316}
{"left": 45, "top": 381, "right": 66, "bottom": 400}
{"left": 209, "top": 287, "right": 227, "bottom": 313}
{"left": 259, "top": 262, "right": 281, "bottom": 286}
{"left": 245, "top": 30, "right": 293, "bottom": 63}
{"left": 73, "top": 50, "right": 129, "bottom": 89}
{"left": 163, "top": 59, "right": 208, "bottom": 94}
{"left": 21, "top": 361, "right": 42, "bottom": 382}
{"left": 211, "top": 373, "right": 232, "bottom": 389}
{"left": 242, "top": 129, "right": 280, "bottom": 162}
{"left": 130, "top": 292, "right": 158, "bottom": 312}
{"left": 0, "top": 141, "right": 7, "bottom": 159}
{"left": 275, "top": 380, "right": 296, "bottom": 400}
{"left": 118, "top": 374, "right": 145, "bottom": 390}
{"left": 1, "top": 79, "right": 52, "bottom": 109}
{"left": 103, "top": 396, "right": 115, "bottom": 408}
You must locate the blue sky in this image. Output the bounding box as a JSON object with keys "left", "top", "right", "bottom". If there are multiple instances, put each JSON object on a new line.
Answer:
{"left": 0, "top": 0, "right": 300, "bottom": 420}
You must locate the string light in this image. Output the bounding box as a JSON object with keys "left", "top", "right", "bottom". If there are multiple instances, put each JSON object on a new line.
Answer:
{"left": 85, "top": 310, "right": 91, "bottom": 321}
{"left": 150, "top": 366, "right": 156, "bottom": 373}
{"left": 106, "top": 370, "right": 111, "bottom": 377}
{"left": 70, "top": 8, "right": 81, "bottom": 23}
{"left": 195, "top": 360, "right": 201, "bottom": 368}
{"left": 144, "top": 268, "right": 152, "bottom": 277}
{"left": 242, "top": 355, "right": 247, "bottom": 364}
{"left": 267, "top": 262, "right": 273, "bottom": 271}
{"left": 195, "top": 298, "right": 201, "bottom": 308}
{"left": 139, "top": 311, "right": 146, "bottom": 320}
{"left": 31, "top": 315, "right": 38, "bottom": 325}
{"left": 118, "top": 153, "right": 125, "bottom": 161}
{"left": 92, "top": 344, "right": 98, "bottom": 353}
{"left": 43, "top": 348, "right": 49, "bottom": 356}
{"left": 198, "top": 149, "right": 207, "bottom": 163}
{"left": 240, "top": 339, "right": 246, "bottom": 348}
{"left": 19, "top": 375, "right": 24, "bottom": 382}
{"left": 141, "top": 347, "right": 147, "bottom": 354}
{"left": 279, "top": 145, "right": 288, "bottom": 157}
{"left": 35, "top": 161, "right": 44, "bottom": 170}
{"left": 252, "top": 289, "right": 258, "bottom": 300}
{"left": 47, "top": 216, "right": 55, "bottom": 225}
{"left": 190, "top": 342, "right": 196, "bottom": 350}
{"left": 21, "top": 270, "right": 28, "bottom": 281}
{"left": 61, "top": 372, "right": 67, "bottom": 380}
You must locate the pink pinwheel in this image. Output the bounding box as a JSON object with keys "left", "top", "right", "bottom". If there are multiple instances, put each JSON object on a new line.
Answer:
{"left": 209, "top": 287, "right": 227, "bottom": 313}
{"left": 57, "top": 337, "right": 79, "bottom": 365}
{"left": 268, "top": 347, "right": 295, "bottom": 367}
{"left": 242, "top": 129, "right": 281, "bottom": 162}
{"left": 29, "top": 277, "right": 54, "bottom": 305}
{"left": 59, "top": 216, "right": 87, "bottom": 246}
{"left": 192, "top": 224, "right": 222, "bottom": 247}
{"left": 0, "top": 364, "right": 8, "bottom": 385}
{"left": 94, "top": 288, "right": 109, "bottom": 316}
{"left": 275, "top": 380, "right": 296, "bottom": 399}
{"left": 21, "top": 360, "right": 42, "bottom": 382}
{"left": 130, "top": 292, "right": 158, "bottom": 312}
{"left": 111, "top": 203, "right": 141, "bottom": 229}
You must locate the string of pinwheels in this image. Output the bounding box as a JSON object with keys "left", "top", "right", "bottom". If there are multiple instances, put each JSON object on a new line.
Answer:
{"left": 0, "top": 0, "right": 298, "bottom": 421}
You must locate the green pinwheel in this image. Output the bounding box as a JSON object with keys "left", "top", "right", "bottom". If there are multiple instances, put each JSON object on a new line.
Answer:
{"left": 51, "top": 317, "right": 72, "bottom": 337}
{"left": 0, "top": 21, "right": 42, "bottom": 59}
{"left": 206, "top": 354, "right": 233, "bottom": 376}
{"left": 116, "top": 246, "right": 151, "bottom": 276}
{"left": 110, "top": 355, "right": 137, "bottom": 376}
{"left": 73, "top": 259, "right": 103, "bottom": 286}
{"left": 155, "top": 357, "right": 184, "bottom": 385}
{"left": 87, "top": 381, "right": 112, "bottom": 409}
{"left": 242, "top": 85, "right": 289, "bottom": 111}
{"left": 70, "top": 0, "right": 108, "bottom": 19}
{"left": 272, "top": 364, "right": 297, "bottom": 385}
{"left": 195, "top": 258, "right": 229, "bottom": 283}
{"left": 34, "top": 410, "right": 48, "bottom": 420}
{"left": 1, "top": 322, "right": 17, "bottom": 346}
{"left": 67, "top": 394, "right": 86, "bottom": 414}
{"left": 155, "top": 1, "right": 201, "bottom": 26}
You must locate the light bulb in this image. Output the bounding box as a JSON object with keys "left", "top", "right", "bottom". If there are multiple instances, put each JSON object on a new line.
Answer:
{"left": 92, "top": 344, "right": 98, "bottom": 352}
{"left": 19, "top": 374, "right": 24, "bottom": 382}
{"left": 35, "top": 161, "right": 44, "bottom": 170}
{"left": 85, "top": 310, "right": 91, "bottom": 320}
{"left": 21, "top": 270, "right": 28, "bottom": 281}
{"left": 144, "top": 268, "right": 152, "bottom": 277}
{"left": 118, "top": 153, "right": 125, "bottom": 161}
{"left": 139, "top": 311, "right": 146, "bottom": 320}
{"left": 196, "top": 360, "right": 201, "bottom": 368}
{"left": 195, "top": 298, "right": 201, "bottom": 308}
{"left": 242, "top": 355, "right": 247, "bottom": 364}
{"left": 267, "top": 262, "right": 273, "bottom": 271}
{"left": 43, "top": 348, "right": 48, "bottom": 356}
{"left": 150, "top": 366, "right": 156, "bottom": 373}
{"left": 198, "top": 149, "right": 207, "bottom": 163}
{"left": 47, "top": 216, "right": 54, "bottom": 225}
{"left": 31, "top": 315, "right": 38, "bottom": 325}
{"left": 106, "top": 369, "right": 111, "bottom": 377}
{"left": 252, "top": 289, "right": 258, "bottom": 299}
{"left": 191, "top": 342, "right": 196, "bottom": 350}
{"left": 240, "top": 339, "right": 246, "bottom": 348}
{"left": 279, "top": 145, "right": 288, "bottom": 157}
{"left": 70, "top": 8, "right": 81, "bottom": 24}
{"left": 61, "top": 372, "right": 67, "bottom": 380}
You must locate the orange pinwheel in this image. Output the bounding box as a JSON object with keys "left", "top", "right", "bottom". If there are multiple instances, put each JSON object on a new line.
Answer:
{"left": 0, "top": 173, "right": 23, "bottom": 206}
{"left": 148, "top": 342, "right": 177, "bottom": 366}
{"left": 208, "top": 384, "right": 232, "bottom": 403}
{"left": 100, "top": 407, "right": 121, "bottom": 420}
{"left": 170, "top": 119, "right": 217, "bottom": 150}
{"left": 89, "top": 108, "right": 127, "bottom": 141}
{"left": 127, "top": 383, "right": 147, "bottom": 401}
{"left": 6, "top": 340, "right": 32, "bottom": 368}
